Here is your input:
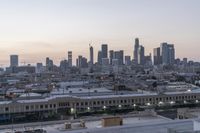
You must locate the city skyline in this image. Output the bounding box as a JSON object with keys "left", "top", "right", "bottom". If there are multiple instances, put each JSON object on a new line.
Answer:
{"left": 0, "top": 0, "right": 200, "bottom": 66}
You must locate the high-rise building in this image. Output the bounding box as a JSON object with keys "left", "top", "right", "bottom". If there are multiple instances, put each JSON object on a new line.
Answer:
{"left": 36, "top": 63, "right": 44, "bottom": 73}
{"left": 168, "top": 44, "right": 175, "bottom": 65}
{"left": 145, "top": 53, "right": 152, "bottom": 66}
{"left": 101, "top": 44, "right": 108, "bottom": 58}
{"left": 138, "top": 45, "right": 145, "bottom": 65}
{"left": 68, "top": 51, "right": 72, "bottom": 67}
{"left": 10, "top": 55, "right": 18, "bottom": 67}
{"left": 160, "top": 43, "right": 175, "bottom": 65}
{"left": 109, "top": 50, "right": 114, "bottom": 65}
{"left": 134, "top": 38, "right": 140, "bottom": 64}
{"left": 89, "top": 45, "right": 94, "bottom": 66}
{"left": 125, "top": 56, "right": 131, "bottom": 66}
{"left": 153, "top": 47, "right": 162, "bottom": 65}
{"left": 60, "top": 60, "right": 68, "bottom": 72}
{"left": 76, "top": 56, "right": 88, "bottom": 68}
{"left": 114, "top": 50, "right": 124, "bottom": 65}
{"left": 183, "top": 58, "right": 188, "bottom": 66}
{"left": 46, "top": 57, "right": 54, "bottom": 71}
{"left": 97, "top": 51, "right": 102, "bottom": 65}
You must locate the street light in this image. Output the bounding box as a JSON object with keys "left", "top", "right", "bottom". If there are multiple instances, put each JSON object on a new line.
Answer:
{"left": 196, "top": 100, "right": 199, "bottom": 103}
{"left": 170, "top": 101, "right": 175, "bottom": 105}
{"left": 70, "top": 108, "right": 75, "bottom": 114}
{"left": 87, "top": 107, "right": 91, "bottom": 112}
{"left": 146, "top": 103, "right": 151, "bottom": 106}
{"left": 159, "top": 101, "right": 163, "bottom": 106}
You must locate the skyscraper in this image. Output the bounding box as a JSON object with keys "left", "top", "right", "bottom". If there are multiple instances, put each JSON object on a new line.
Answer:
{"left": 101, "top": 44, "right": 108, "bottom": 59}
{"left": 46, "top": 57, "right": 54, "bottom": 71}
{"left": 89, "top": 45, "right": 94, "bottom": 66}
{"left": 153, "top": 47, "right": 162, "bottom": 65}
{"left": 76, "top": 55, "right": 88, "bottom": 68}
{"left": 109, "top": 50, "right": 114, "bottom": 65}
{"left": 134, "top": 38, "right": 140, "bottom": 64}
{"left": 97, "top": 51, "right": 102, "bottom": 65}
{"left": 138, "top": 45, "right": 145, "bottom": 65}
{"left": 68, "top": 51, "right": 72, "bottom": 67}
{"left": 10, "top": 55, "right": 19, "bottom": 67}
{"left": 168, "top": 44, "right": 175, "bottom": 65}
{"left": 160, "top": 43, "right": 175, "bottom": 65}
{"left": 125, "top": 56, "right": 131, "bottom": 66}
{"left": 114, "top": 50, "right": 124, "bottom": 65}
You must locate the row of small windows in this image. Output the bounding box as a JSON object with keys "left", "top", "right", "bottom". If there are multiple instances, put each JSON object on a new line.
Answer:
{"left": 72, "top": 95, "right": 198, "bottom": 107}
{"left": 4, "top": 95, "right": 198, "bottom": 111}
{"left": 5, "top": 104, "right": 57, "bottom": 112}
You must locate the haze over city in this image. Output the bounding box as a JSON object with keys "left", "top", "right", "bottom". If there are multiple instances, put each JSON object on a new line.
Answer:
{"left": 0, "top": 0, "right": 200, "bottom": 66}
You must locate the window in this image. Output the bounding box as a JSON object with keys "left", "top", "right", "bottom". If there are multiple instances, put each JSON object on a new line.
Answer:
{"left": 26, "top": 106, "right": 29, "bottom": 110}
{"left": 40, "top": 105, "right": 43, "bottom": 109}
{"left": 5, "top": 107, "right": 9, "bottom": 112}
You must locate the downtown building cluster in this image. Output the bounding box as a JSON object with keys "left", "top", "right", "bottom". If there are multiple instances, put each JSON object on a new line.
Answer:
{"left": 2, "top": 38, "right": 200, "bottom": 74}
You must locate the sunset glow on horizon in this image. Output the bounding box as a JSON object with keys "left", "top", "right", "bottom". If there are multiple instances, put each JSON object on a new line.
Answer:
{"left": 0, "top": 0, "right": 200, "bottom": 66}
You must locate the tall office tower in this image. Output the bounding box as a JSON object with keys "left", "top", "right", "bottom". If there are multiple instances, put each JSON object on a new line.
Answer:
{"left": 46, "top": 57, "right": 50, "bottom": 67}
{"left": 77, "top": 56, "right": 82, "bottom": 68}
{"left": 114, "top": 50, "right": 124, "bottom": 65}
{"left": 160, "top": 43, "right": 175, "bottom": 65}
{"left": 125, "top": 56, "right": 131, "bottom": 66}
{"left": 101, "top": 44, "right": 108, "bottom": 58}
{"left": 46, "top": 57, "right": 54, "bottom": 71}
{"left": 36, "top": 63, "right": 43, "bottom": 73}
{"left": 68, "top": 51, "right": 72, "bottom": 67}
{"left": 76, "top": 56, "right": 88, "bottom": 68}
{"left": 10, "top": 55, "right": 19, "bottom": 67}
{"left": 81, "top": 57, "right": 88, "bottom": 68}
{"left": 97, "top": 51, "right": 102, "bottom": 65}
{"left": 119, "top": 50, "right": 124, "bottom": 65}
{"left": 183, "top": 58, "right": 188, "bottom": 65}
{"left": 168, "top": 44, "right": 175, "bottom": 65}
{"left": 138, "top": 45, "right": 145, "bottom": 65}
{"left": 89, "top": 45, "right": 94, "bottom": 66}
{"left": 134, "top": 38, "right": 140, "bottom": 64}
{"left": 60, "top": 60, "right": 68, "bottom": 72}
{"left": 153, "top": 47, "right": 162, "bottom": 65}
{"left": 145, "top": 53, "right": 152, "bottom": 66}
{"left": 160, "top": 43, "right": 168, "bottom": 65}
{"left": 109, "top": 50, "right": 114, "bottom": 65}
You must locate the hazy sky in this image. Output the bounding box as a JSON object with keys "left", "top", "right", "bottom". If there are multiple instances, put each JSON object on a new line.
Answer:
{"left": 0, "top": 0, "right": 200, "bottom": 66}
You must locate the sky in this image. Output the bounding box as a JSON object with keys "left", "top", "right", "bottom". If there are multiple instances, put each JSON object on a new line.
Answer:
{"left": 0, "top": 0, "right": 200, "bottom": 66}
